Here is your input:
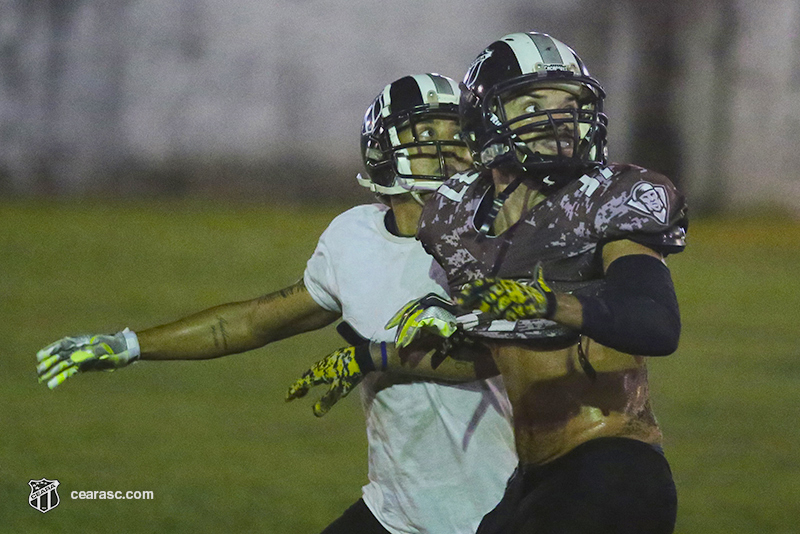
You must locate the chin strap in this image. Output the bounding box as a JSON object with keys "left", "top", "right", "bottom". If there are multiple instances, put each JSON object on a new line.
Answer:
{"left": 478, "top": 174, "right": 526, "bottom": 236}
{"left": 356, "top": 173, "right": 409, "bottom": 195}
{"left": 410, "top": 191, "right": 426, "bottom": 206}
{"left": 577, "top": 338, "right": 597, "bottom": 381}
{"left": 357, "top": 173, "right": 442, "bottom": 204}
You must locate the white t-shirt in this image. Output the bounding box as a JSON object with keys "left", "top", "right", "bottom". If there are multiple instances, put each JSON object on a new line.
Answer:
{"left": 304, "top": 203, "right": 517, "bottom": 534}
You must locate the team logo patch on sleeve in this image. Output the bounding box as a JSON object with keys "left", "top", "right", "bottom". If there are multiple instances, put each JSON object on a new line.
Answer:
{"left": 625, "top": 181, "right": 669, "bottom": 224}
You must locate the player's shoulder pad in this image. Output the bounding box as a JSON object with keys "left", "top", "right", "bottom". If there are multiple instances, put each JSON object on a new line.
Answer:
{"left": 584, "top": 163, "right": 675, "bottom": 193}
{"left": 590, "top": 164, "right": 688, "bottom": 254}
{"left": 591, "top": 163, "right": 685, "bottom": 222}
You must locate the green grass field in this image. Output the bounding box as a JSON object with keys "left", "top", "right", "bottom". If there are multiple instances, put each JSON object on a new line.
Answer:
{"left": 3, "top": 199, "right": 799, "bottom": 533}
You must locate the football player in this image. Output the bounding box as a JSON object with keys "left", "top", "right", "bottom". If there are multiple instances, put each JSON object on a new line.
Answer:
{"left": 36, "top": 74, "right": 517, "bottom": 534}
{"left": 392, "top": 33, "right": 687, "bottom": 534}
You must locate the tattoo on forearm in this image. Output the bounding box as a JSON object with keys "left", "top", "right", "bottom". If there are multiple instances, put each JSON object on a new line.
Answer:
{"left": 210, "top": 317, "right": 230, "bottom": 350}
{"left": 218, "top": 317, "right": 229, "bottom": 350}
{"left": 257, "top": 279, "right": 306, "bottom": 305}
{"left": 211, "top": 325, "right": 220, "bottom": 349}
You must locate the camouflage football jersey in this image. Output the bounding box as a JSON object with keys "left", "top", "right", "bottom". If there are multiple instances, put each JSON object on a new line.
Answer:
{"left": 417, "top": 163, "right": 688, "bottom": 342}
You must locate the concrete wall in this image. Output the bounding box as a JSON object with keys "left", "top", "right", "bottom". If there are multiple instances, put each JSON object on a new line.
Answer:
{"left": 1, "top": 0, "right": 797, "bottom": 212}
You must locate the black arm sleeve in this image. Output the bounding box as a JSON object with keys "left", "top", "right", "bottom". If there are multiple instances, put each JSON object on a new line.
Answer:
{"left": 576, "top": 254, "right": 680, "bottom": 356}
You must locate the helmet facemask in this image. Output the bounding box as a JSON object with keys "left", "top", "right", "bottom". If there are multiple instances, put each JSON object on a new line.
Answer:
{"left": 480, "top": 75, "right": 608, "bottom": 175}
{"left": 389, "top": 109, "right": 472, "bottom": 193}
{"left": 358, "top": 74, "right": 472, "bottom": 204}
{"left": 460, "top": 32, "right": 610, "bottom": 187}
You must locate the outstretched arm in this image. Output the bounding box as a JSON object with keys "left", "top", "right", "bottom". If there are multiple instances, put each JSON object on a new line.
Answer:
{"left": 139, "top": 279, "right": 339, "bottom": 360}
{"left": 37, "top": 279, "right": 340, "bottom": 388}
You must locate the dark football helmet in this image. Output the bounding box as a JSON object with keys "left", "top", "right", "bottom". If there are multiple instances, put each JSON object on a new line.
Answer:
{"left": 460, "top": 32, "right": 608, "bottom": 179}
{"left": 358, "top": 74, "right": 470, "bottom": 199}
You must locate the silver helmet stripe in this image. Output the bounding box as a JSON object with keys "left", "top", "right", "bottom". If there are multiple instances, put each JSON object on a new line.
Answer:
{"left": 501, "top": 33, "right": 546, "bottom": 74}
{"left": 429, "top": 73, "right": 456, "bottom": 97}
{"left": 528, "top": 33, "right": 564, "bottom": 65}
{"left": 550, "top": 39, "right": 584, "bottom": 73}
{"left": 409, "top": 74, "right": 458, "bottom": 106}
{"left": 503, "top": 32, "right": 584, "bottom": 76}
{"left": 429, "top": 73, "right": 460, "bottom": 105}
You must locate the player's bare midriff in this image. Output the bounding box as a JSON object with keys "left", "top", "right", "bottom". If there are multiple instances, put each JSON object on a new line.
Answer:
{"left": 490, "top": 338, "right": 663, "bottom": 466}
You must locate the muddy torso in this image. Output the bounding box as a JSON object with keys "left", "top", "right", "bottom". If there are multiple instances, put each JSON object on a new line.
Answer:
{"left": 418, "top": 163, "right": 687, "bottom": 463}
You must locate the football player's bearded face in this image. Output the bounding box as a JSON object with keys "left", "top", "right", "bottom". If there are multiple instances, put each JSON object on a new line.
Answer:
{"left": 396, "top": 117, "right": 472, "bottom": 178}
{"left": 499, "top": 85, "right": 592, "bottom": 159}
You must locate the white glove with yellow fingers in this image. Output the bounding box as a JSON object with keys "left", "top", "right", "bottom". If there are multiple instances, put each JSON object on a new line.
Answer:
{"left": 36, "top": 329, "right": 141, "bottom": 390}
{"left": 385, "top": 293, "right": 460, "bottom": 348}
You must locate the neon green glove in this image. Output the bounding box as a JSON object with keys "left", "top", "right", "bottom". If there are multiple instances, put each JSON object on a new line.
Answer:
{"left": 286, "top": 345, "right": 375, "bottom": 417}
{"left": 36, "top": 329, "right": 141, "bottom": 390}
{"left": 454, "top": 265, "right": 556, "bottom": 321}
{"left": 385, "top": 293, "right": 460, "bottom": 348}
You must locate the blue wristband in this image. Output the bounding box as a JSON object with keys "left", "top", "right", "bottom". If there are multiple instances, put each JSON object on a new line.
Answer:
{"left": 380, "top": 342, "right": 388, "bottom": 371}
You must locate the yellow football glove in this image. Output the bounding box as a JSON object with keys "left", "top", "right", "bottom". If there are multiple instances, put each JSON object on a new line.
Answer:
{"left": 36, "top": 329, "right": 141, "bottom": 390}
{"left": 385, "top": 293, "right": 460, "bottom": 348}
{"left": 454, "top": 265, "right": 556, "bottom": 321}
{"left": 286, "top": 345, "right": 375, "bottom": 417}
